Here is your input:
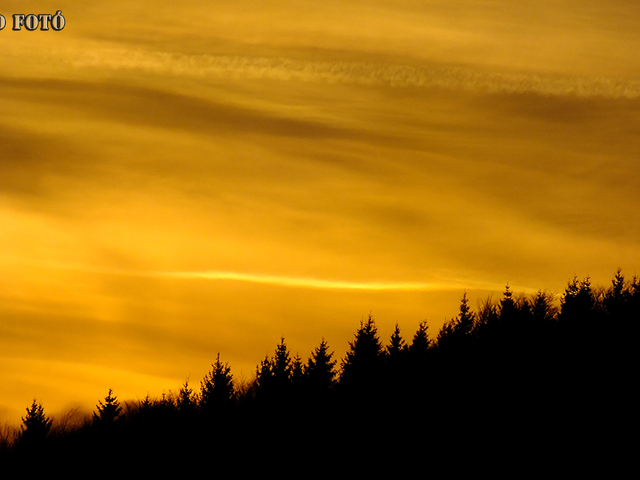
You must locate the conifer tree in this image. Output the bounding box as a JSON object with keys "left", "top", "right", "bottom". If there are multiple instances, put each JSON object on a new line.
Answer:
{"left": 436, "top": 318, "right": 454, "bottom": 348}
{"left": 200, "top": 353, "right": 235, "bottom": 411}
{"left": 499, "top": 284, "right": 516, "bottom": 323}
{"left": 19, "top": 399, "right": 52, "bottom": 445}
{"left": 306, "top": 339, "right": 336, "bottom": 392}
{"left": 456, "top": 292, "right": 475, "bottom": 336}
{"left": 291, "top": 354, "right": 305, "bottom": 388}
{"left": 134, "top": 394, "right": 154, "bottom": 426}
{"left": 382, "top": 323, "right": 409, "bottom": 395}
{"left": 386, "top": 323, "right": 407, "bottom": 360}
{"left": 252, "top": 338, "right": 296, "bottom": 403}
{"left": 93, "top": 389, "right": 122, "bottom": 425}
{"left": 560, "top": 276, "right": 595, "bottom": 325}
{"left": 177, "top": 380, "right": 197, "bottom": 416}
{"left": 407, "top": 320, "right": 431, "bottom": 381}
{"left": 410, "top": 321, "right": 430, "bottom": 357}
{"left": 272, "top": 337, "right": 292, "bottom": 386}
{"left": 340, "top": 314, "right": 383, "bottom": 388}
{"left": 255, "top": 354, "right": 273, "bottom": 394}
{"left": 436, "top": 293, "right": 475, "bottom": 350}
{"left": 604, "top": 269, "right": 628, "bottom": 320}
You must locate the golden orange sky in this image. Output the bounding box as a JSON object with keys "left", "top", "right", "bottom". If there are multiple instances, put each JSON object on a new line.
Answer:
{"left": 1, "top": 1, "right": 639, "bottom": 425}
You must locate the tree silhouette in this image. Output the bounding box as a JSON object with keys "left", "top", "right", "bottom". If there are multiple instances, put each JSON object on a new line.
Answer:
{"left": 253, "top": 337, "right": 297, "bottom": 404}
{"left": 18, "top": 399, "right": 52, "bottom": 446}
{"left": 291, "top": 354, "right": 305, "bottom": 391}
{"left": 409, "top": 321, "right": 430, "bottom": 358}
{"left": 200, "top": 353, "right": 235, "bottom": 412}
{"left": 406, "top": 320, "right": 431, "bottom": 386}
{"left": 530, "top": 290, "right": 557, "bottom": 324}
{"left": 177, "top": 380, "right": 197, "bottom": 416}
{"left": 456, "top": 292, "right": 475, "bottom": 336}
{"left": 93, "top": 389, "right": 122, "bottom": 425}
{"left": 500, "top": 284, "right": 516, "bottom": 318}
{"left": 272, "top": 337, "right": 292, "bottom": 386}
{"left": 306, "top": 339, "right": 336, "bottom": 393}
{"left": 603, "top": 269, "right": 630, "bottom": 322}
{"left": 3, "top": 270, "right": 638, "bottom": 472}
{"left": 254, "top": 354, "right": 273, "bottom": 395}
{"left": 560, "top": 276, "right": 595, "bottom": 325}
{"left": 437, "top": 293, "right": 475, "bottom": 351}
{"left": 474, "top": 296, "right": 499, "bottom": 337}
{"left": 382, "top": 323, "right": 408, "bottom": 392}
{"left": 340, "top": 314, "right": 383, "bottom": 389}
{"left": 386, "top": 323, "right": 407, "bottom": 361}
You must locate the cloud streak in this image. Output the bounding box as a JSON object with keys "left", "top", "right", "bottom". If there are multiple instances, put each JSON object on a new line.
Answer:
{"left": 64, "top": 47, "right": 640, "bottom": 99}
{"left": 22, "top": 257, "right": 532, "bottom": 294}
{"left": 157, "top": 269, "right": 455, "bottom": 291}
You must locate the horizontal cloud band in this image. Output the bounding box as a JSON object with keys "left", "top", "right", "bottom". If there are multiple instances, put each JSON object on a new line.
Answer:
{"left": 31, "top": 259, "right": 462, "bottom": 291}
{"left": 72, "top": 48, "right": 640, "bottom": 99}
{"left": 157, "top": 270, "right": 450, "bottom": 291}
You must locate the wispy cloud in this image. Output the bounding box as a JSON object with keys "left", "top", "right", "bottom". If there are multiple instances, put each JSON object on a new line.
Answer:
{"left": 22, "top": 257, "right": 532, "bottom": 293}
{"left": 157, "top": 269, "right": 452, "bottom": 291}
{"left": 64, "top": 47, "right": 640, "bottom": 99}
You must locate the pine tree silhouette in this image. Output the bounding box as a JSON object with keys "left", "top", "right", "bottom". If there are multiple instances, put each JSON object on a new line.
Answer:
{"left": 291, "top": 354, "right": 305, "bottom": 390}
{"left": 93, "top": 389, "right": 122, "bottom": 425}
{"left": 177, "top": 379, "right": 197, "bottom": 416}
{"left": 560, "top": 276, "right": 595, "bottom": 325}
{"left": 604, "top": 269, "right": 628, "bottom": 321}
{"left": 456, "top": 292, "right": 475, "bottom": 336}
{"left": 200, "top": 353, "right": 235, "bottom": 412}
{"left": 407, "top": 320, "right": 431, "bottom": 390}
{"left": 306, "top": 339, "right": 336, "bottom": 392}
{"left": 340, "top": 314, "right": 383, "bottom": 389}
{"left": 409, "top": 321, "right": 430, "bottom": 358}
{"left": 272, "top": 337, "right": 292, "bottom": 387}
{"left": 437, "top": 292, "right": 475, "bottom": 351}
{"left": 386, "top": 323, "right": 407, "bottom": 360}
{"left": 18, "top": 399, "right": 52, "bottom": 446}
{"left": 499, "top": 284, "right": 517, "bottom": 324}
{"left": 382, "top": 323, "right": 410, "bottom": 398}
{"left": 254, "top": 353, "right": 273, "bottom": 395}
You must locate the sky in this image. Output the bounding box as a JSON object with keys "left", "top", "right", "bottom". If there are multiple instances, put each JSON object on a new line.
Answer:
{"left": 1, "top": 1, "right": 639, "bottom": 425}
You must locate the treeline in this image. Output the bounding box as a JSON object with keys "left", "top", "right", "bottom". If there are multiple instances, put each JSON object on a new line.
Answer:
{"left": 1, "top": 270, "right": 638, "bottom": 473}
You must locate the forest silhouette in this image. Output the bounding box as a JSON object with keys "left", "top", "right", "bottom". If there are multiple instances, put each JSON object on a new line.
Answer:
{"left": 1, "top": 270, "right": 637, "bottom": 474}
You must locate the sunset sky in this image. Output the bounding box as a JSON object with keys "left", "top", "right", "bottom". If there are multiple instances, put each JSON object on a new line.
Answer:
{"left": 1, "top": 1, "right": 639, "bottom": 425}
